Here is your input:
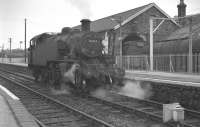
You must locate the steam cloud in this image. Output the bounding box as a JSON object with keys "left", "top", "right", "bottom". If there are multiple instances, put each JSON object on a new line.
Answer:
{"left": 68, "top": 0, "right": 92, "bottom": 18}
{"left": 119, "top": 80, "right": 152, "bottom": 99}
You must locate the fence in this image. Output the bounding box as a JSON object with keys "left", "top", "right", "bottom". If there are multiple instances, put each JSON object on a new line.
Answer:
{"left": 116, "top": 54, "right": 200, "bottom": 73}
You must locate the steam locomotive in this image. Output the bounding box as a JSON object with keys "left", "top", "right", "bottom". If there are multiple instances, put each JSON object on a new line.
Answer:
{"left": 28, "top": 19, "right": 124, "bottom": 93}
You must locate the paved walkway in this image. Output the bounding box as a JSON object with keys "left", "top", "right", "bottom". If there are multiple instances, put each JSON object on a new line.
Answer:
{"left": 0, "top": 95, "right": 19, "bottom": 127}
{"left": 125, "top": 70, "right": 200, "bottom": 87}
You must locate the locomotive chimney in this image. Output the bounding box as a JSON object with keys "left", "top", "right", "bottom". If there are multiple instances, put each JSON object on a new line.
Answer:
{"left": 80, "top": 19, "right": 91, "bottom": 32}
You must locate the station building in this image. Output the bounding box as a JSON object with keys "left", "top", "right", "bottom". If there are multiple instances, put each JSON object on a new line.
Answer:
{"left": 74, "top": 0, "right": 200, "bottom": 58}
{"left": 74, "top": 3, "right": 180, "bottom": 55}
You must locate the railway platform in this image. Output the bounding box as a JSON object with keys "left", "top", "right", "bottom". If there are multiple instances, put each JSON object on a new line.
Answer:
{"left": 0, "top": 85, "right": 39, "bottom": 127}
{"left": 126, "top": 70, "right": 200, "bottom": 86}
{"left": 0, "top": 62, "right": 28, "bottom": 67}
{"left": 1, "top": 62, "right": 200, "bottom": 87}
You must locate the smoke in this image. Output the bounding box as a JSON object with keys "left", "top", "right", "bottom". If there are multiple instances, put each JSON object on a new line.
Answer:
{"left": 119, "top": 80, "right": 152, "bottom": 99}
{"left": 68, "top": 0, "right": 92, "bottom": 18}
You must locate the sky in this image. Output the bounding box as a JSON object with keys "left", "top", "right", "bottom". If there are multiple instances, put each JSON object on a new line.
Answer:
{"left": 0, "top": 0, "right": 200, "bottom": 49}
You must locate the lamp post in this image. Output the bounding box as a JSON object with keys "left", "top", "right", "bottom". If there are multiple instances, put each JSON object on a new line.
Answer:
{"left": 111, "top": 17, "right": 123, "bottom": 68}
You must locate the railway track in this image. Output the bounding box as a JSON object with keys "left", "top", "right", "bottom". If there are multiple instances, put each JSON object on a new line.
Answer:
{"left": 0, "top": 67, "right": 170, "bottom": 127}
{"left": 0, "top": 71, "right": 114, "bottom": 127}
{"left": 92, "top": 92, "right": 200, "bottom": 127}
{"left": 1, "top": 66, "right": 200, "bottom": 127}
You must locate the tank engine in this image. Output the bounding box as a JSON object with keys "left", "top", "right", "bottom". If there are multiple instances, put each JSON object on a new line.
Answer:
{"left": 28, "top": 19, "right": 124, "bottom": 93}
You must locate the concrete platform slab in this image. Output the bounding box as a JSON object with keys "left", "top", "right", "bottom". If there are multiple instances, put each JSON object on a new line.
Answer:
{"left": 126, "top": 70, "right": 200, "bottom": 87}
{"left": 0, "top": 96, "right": 19, "bottom": 127}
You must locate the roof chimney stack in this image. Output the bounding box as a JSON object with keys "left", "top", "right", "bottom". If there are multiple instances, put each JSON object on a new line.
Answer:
{"left": 177, "top": 0, "right": 186, "bottom": 17}
{"left": 80, "top": 19, "right": 91, "bottom": 32}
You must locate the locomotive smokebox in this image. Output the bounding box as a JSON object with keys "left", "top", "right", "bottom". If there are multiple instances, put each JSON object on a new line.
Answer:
{"left": 80, "top": 19, "right": 91, "bottom": 32}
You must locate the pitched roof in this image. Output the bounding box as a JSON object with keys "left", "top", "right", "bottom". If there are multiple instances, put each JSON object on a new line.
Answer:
{"left": 73, "top": 3, "right": 178, "bottom": 32}
{"left": 164, "top": 14, "right": 200, "bottom": 40}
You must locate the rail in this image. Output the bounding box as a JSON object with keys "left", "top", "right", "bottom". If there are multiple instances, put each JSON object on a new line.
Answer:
{"left": 2, "top": 67, "right": 200, "bottom": 127}
{"left": 0, "top": 70, "right": 114, "bottom": 127}
{"left": 0, "top": 69, "right": 172, "bottom": 127}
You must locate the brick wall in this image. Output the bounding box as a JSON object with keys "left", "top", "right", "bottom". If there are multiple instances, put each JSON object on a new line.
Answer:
{"left": 112, "top": 6, "right": 179, "bottom": 55}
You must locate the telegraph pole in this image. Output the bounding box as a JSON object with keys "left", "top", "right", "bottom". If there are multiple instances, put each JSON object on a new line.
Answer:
{"left": 9, "top": 38, "right": 12, "bottom": 63}
{"left": 24, "top": 18, "right": 27, "bottom": 63}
